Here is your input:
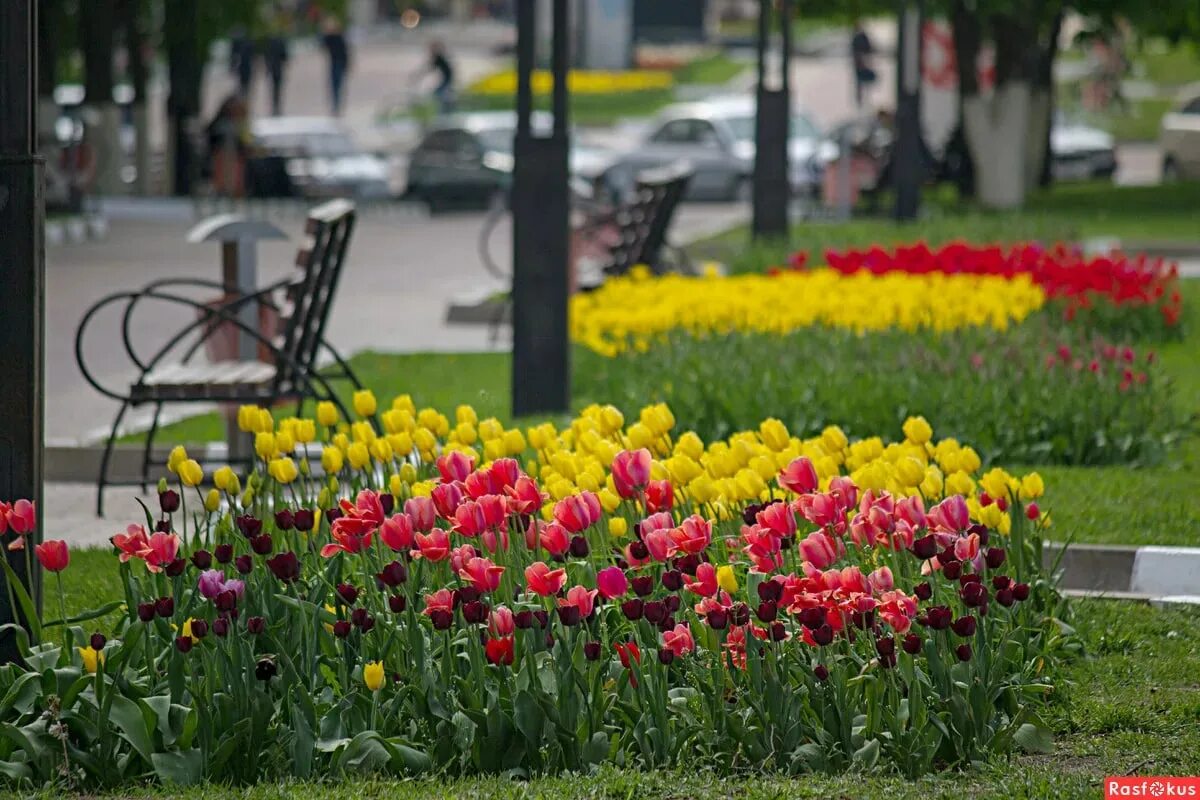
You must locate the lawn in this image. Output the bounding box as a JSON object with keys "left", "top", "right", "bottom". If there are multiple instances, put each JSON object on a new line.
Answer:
{"left": 50, "top": 571, "right": 1200, "bottom": 799}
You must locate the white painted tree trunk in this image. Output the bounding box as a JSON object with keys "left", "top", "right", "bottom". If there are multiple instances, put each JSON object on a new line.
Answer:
{"left": 91, "top": 102, "right": 124, "bottom": 195}
{"left": 1024, "top": 88, "right": 1052, "bottom": 191}
{"left": 962, "top": 82, "right": 1032, "bottom": 209}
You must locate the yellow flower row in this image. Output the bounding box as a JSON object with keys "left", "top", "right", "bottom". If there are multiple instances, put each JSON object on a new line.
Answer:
{"left": 467, "top": 69, "right": 674, "bottom": 96}
{"left": 173, "top": 392, "right": 1045, "bottom": 537}
{"left": 569, "top": 267, "right": 1047, "bottom": 357}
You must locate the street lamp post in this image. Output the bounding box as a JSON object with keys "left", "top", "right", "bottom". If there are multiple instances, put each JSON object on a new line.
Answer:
{"left": 0, "top": 0, "right": 45, "bottom": 663}
{"left": 893, "top": 0, "right": 925, "bottom": 221}
{"left": 511, "top": 0, "right": 571, "bottom": 417}
{"left": 752, "top": 0, "right": 792, "bottom": 240}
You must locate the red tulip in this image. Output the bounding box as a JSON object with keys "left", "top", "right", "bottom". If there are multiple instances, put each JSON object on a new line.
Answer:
{"left": 485, "top": 636, "right": 514, "bottom": 666}
{"left": 611, "top": 448, "right": 652, "bottom": 499}
{"left": 431, "top": 481, "right": 466, "bottom": 519}
{"left": 684, "top": 563, "right": 718, "bottom": 597}
{"left": 645, "top": 479, "right": 674, "bottom": 513}
{"left": 505, "top": 476, "right": 546, "bottom": 515}
{"left": 661, "top": 623, "right": 695, "bottom": 658}
{"left": 553, "top": 492, "right": 602, "bottom": 533}
{"left": 669, "top": 515, "right": 712, "bottom": 555}
{"left": 458, "top": 556, "right": 504, "bottom": 593}
{"left": 35, "top": 539, "right": 69, "bottom": 572}
{"left": 111, "top": 524, "right": 151, "bottom": 563}
{"left": 412, "top": 528, "right": 451, "bottom": 562}
{"left": 558, "top": 585, "right": 598, "bottom": 619}
{"left": 380, "top": 514, "right": 415, "bottom": 551}
{"left": 422, "top": 588, "right": 455, "bottom": 617}
{"left": 536, "top": 521, "right": 568, "bottom": 557}
{"left": 489, "top": 606, "right": 515, "bottom": 637}
{"left": 778, "top": 456, "right": 818, "bottom": 494}
{"left": 596, "top": 566, "right": 629, "bottom": 599}
{"left": 404, "top": 496, "right": 437, "bottom": 532}
{"left": 452, "top": 500, "right": 489, "bottom": 538}
{"left": 756, "top": 501, "right": 796, "bottom": 538}
{"left": 614, "top": 641, "right": 642, "bottom": 686}
{"left": 436, "top": 451, "right": 475, "bottom": 484}
{"left": 525, "top": 561, "right": 567, "bottom": 597}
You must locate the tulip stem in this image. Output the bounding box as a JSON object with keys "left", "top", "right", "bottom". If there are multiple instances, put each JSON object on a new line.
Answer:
{"left": 55, "top": 572, "right": 70, "bottom": 655}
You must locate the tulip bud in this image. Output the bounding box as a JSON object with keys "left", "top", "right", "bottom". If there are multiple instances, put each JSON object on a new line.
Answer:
{"left": 430, "top": 609, "right": 454, "bottom": 630}
{"left": 457, "top": 586, "right": 480, "bottom": 605}
{"left": 985, "top": 548, "right": 1006, "bottom": 569}
{"left": 798, "top": 607, "right": 824, "bottom": 630}
{"left": 251, "top": 534, "right": 273, "bottom": 555}
{"left": 643, "top": 600, "right": 667, "bottom": 624}
{"left": 337, "top": 583, "right": 360, "bottom": 606}
{"left": 730, "top": 602, "right": 750, "bottom": 626}
{"left": 557, "top": 606, "right": 581, "bottom": 626}
{"left": 956, "top": 644, "right": 972, "bottom": 662}
{"left": 247, "top": 616, "right": 265, "bottom": 635}
{"left": 191, "top": 549, "right": 213, "bottom": 569}
{"left": 621, "top": 599, "right": 644, "bottom": 621}
{"left": 235, "top": 555, "right": 253, "bottom": 574}
{"left": 960, "top": 582, "right": 988, "bottom": 607}
{"left": 533, "top": 610, "right": 549, "bottom": 629}
{"left": 155, "top": 597, "right": 175, "bottom": 618}
{"left": 159, "top": 489, "right": 181, "bottom": 514}
{"left": 215, "top": 543, "right": 234, "bottom": 564}
{"left": 664, "top": 595, "right": 681, "bottom": 614}
{"left": 462, "top": 601, "right": 488, "bottom": 625}
{"left": 657, "top": 649, "right": 675, "bottom": 665}
{"left": 996, "top": 588, "right": 1015, "bottom": 607}
{"left": 389, "top": 595, "right": 407, "bottom": 613}
{"left": 137, "top": 602, "right": 156, "bottom": 622}
{"left": 756, "top": 600, "right": 778, "bottom": 623}
{"left": 514, "top": 610, "right": 536, "bottom": 629}
{"left": 673, "top": 554, "right": 700, "bottom": 575}
{"left": 631, "top": 576, "right": 654, "bottom": 597}
{"left": 377, "top": 561, "right": 408, "bottom": 587}
{"left": 902, "top": 633, "right": 922, "bottom": 654}
{"left": 165, "top": 558, "right": 187, "bottom": 577}
{"left": 629, "top": 541, "right": 649, "bottom": 560}
{"left": 951, "top": 615, "right": 977, "bottom": 637}
{"left": 657, "top": 615, "right": 676, "bottom": 633}
{"left": 351, "top": 607, "right": 370, "bottom": 627}
{"left": 661, "top": 570, "right": 683, "bottom": 591}
{"left": 190, "top": 619, "right": 209, "bottom": 639}
{"left": 175, "top": 636, "right": 193, "bottom": 653}
{"left": 333, "top": 620, "right": 352, "bottom": 638}
{"left": 813, "top": 664, "right": 829, "bottom": 681}
{"left": 294, "top": 509, "right": 315, "bottom": 531}
{"left": 913, "top": 582, "right": 932, "bottom": 601}
{"left": 1026, "top": 502, "right": 1040, "bottom": 520}
{"left": 942, "top": 561, "right": 962, "bottom": 580}
{"left": 757, "top": 580, "right": 782, "bottom": 603}
{"left": 255, "top": 657, "right": 278, "bottom": 681}
{"left": 925, "top": 606, "right": 952, "bottom": 630}
{"left": 274, "top": 509, "right": 295, "bottom": 530}
{"left": 992, "top": 575, "right": 1011, "bottom": 590}
{"left": 236, "top": 515, "right": 263, "bottom": 539}
{"left": 706, "top": 609, "right": 728, "bottom": 629}
{"left": 215, "top": 590, "right": 237, "bottom": 612}
{"left": 996, "top": 496, "right": 1008, "bottom": 512}
{"left": 1013, "top": 583, "right": 1031, "bottom": 601}
{"left": 569, "top": 535, "right": 590, "bottom": 558}
{"left": 90, "top": 633, "right": 107, "bottom": 651}
{"left": 911, "top": 534, "right": 938, "bottom": 560}
{"left": 212, "top": 617, "right": 230, "bottom": 637}
{"left": 812, "top": 624, "right": 834, "bottom": 646}
{"left": 584, "top": 641, "right": 602, "bottom": 661}
{"left": 770, "top": 622, "right": 786, "bottom": 642}
{"left": 380, "top": 493, "right": 395, "bottom": 515}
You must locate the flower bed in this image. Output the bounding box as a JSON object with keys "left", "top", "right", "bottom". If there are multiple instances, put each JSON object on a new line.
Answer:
{"left": 570, "top": 267, "right": 1045, "bottom": 357}
{"left": 466, "top": 69, "right": 674, "bottom": 97}
{"left": 809, "top": 242, "right": 1184, "bottom": 339}
{"left": 0, "top": 398, "right": 1068, "bottom": 787}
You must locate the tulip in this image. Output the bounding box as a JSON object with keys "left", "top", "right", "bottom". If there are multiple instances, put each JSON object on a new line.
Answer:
{"left": 756, "top": 601, "right": 778, "bottom": 622}
{"left": 913, "top": 582, "right": 932, "bottom": 600}
{"left": 265, "top": 551, "right": 299, "bottom": 582}
{"left": 198, "top": 570, "right": 228, "bottom": 600}
{"left": 1013, "top": 583, "right": 1031, "bottom": 601}
{"left": 756, "top": 501, "right": 797, "bottom": 538}
{"left": 137, "top": 602, "right": 155, "bottom": 622}
{"left": 377, "top": 560, "right": 408, "bottom": 588}
{"left": 505, "top": 476, "right": 546, "bottom": 516}
{"left": 730, "top": 602, "right": 750, "bottom": 626}
{"left": 569, "top": 535, "right": 590, "bottom": 558}
{"left": 942, "top": 561, "right": 962, "bottom": 580}
{"left": 951, "top": 615, "right": 977, "bottom": 637}
{"left": 670, "top": 515, "right": 712, "bottom": 555}
{"left": 643, "top": 600, "right": 667, "bottom": 625}
{"left": 684, "top": 563, "right": 719, "bottom": 597}
{"left": 429, "top": 609, "right": 454, "bottom": 630}
{"left": 812, "top": 624, "right": 834, "bottom": 646}
{"left": 461, "top": 601, "right": 488, "bottom": 624}
{"left": 757, "top": 579, "right": 782, "bottom": 603}
{"left": 35, "top": 539, "right": 70, "bottom": 572}
{"left": 631, "top": 575, "right": 654, "bottom": 597}
{"left": 553, "top": 492, "right": 602, "bottom": 533}
{"left": 189, "top": 619, "right": 209, "bottom": 639}
{"left": 459, "top": 557, "right": 505, "bottom": 593}
{"left": 611, "top": 448, "right": 652, "bottom": 499}
{"left": 214, "top": 543, "right": 234, "bottom": 564}
{"left": 924, "top": 606, "right": 952, "bottom": 630}
{"left": 413, "top": 528, "right": 451, "bottom": 562}
{"left": 657, "top": 649, "right": 675, "bottom": 665}
{"left": 489, "top": 607, "right": 515, "bottom": 637}
{"left": 813, "top": 664, "right": 829, "bottom": 681}
{"left": 380, "top": 514, "right": 415, "bottom": 551}
{"left": 902, "top": 633, "right": 922, "bottom": 654}
{"left": 363, "top": 660, "right": 385, "bottom": 691}
{"left": 597, "top": 566, "right": 629, "bottom": 599}
{"left": 985, "top": 548, "right": 1007, "bottom": 569}
{"left": 436, "top": 451, "right": 475, "bottom": 484}
{"left": 456, "top": 586, "right": 480, "bottom": 605}
{"left": 956, "top": 644, "right": 972, "bottom": 662}
{"left": 165, "top": 557, "right": 187, "bottom": 577}
{"left": 706, "top": 608, "right": 728, "bottom": 629}
{"left": 525, "top": 562, "right": 567, "bottom": 597}
{"left": 212, "top": 617, "right": 230, "bottom": 637}
{"left": 332, "top": 620, "right": 352, "bottom": 638}
{"left": 485, "top": 637, "right": 514, "bottom": 665}
{"left": 660, "top": 569, "right": 682, "bottom": 591}
{"left": 911, "top": 534, "right": 938, "bottom": 560}
{"left": 1026, "top": 502, "right": 1040, "bottom": 521}
{"left": 960, "top": 582, "right": 988, "bottom": 607}
{"left": 250, "top": 534, "right": 273, "bottom": 555}
{"left": 155, "top": 597, "right": 175, "bottom": 618}
{"left": 645, "top": 480, "right": 674, "bottom": 513}
{"left": 234, "top": 555, "right": 253, "bottom": 574}
{"left": 621, "top": 599, "right": 644, "bottom": 620}
{"left": 336, "top": 583, "right": 360, "bottom": 606}
{"left": 798, "top": 607, "right": 825, "bottom": 630}
{"left": 584, "top": 641, "right": 602, "bottom": 661}
{"left": 559, "top": 585, "right": 598, "bottom": 619}
{"left": 255, "top": 657, "right": 278, "bottom": 682}
{"left": 175, "top": 637, "right": 193, "bottom": 653}
{"left": 778, "top": 456, "right": 818, "bottom": 494}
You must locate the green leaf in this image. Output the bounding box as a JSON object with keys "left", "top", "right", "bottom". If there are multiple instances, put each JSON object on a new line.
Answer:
{"left": 108, "top": 694, "right": 155, "bottom": 764}
{"left": 513, "top": 689, "right": 544, "bottom": 746}
{"left": 0, "top": 721, "right": 43, "bottom": 760}
{"left": 0, "top": 624, "right": 31, "bottom": 659}
{"left": 0, "top": 672, "right": 41, "bottom": 717}
{"left": 151, "top": 749, "right": 204, "bottom": 785}
{"left": 0, "top": 759, "right": 32, "bottom": 781}
{"left": 41, "top": 601, "right": 125, "bottom": 628}
{"left": 853, "top": 738, "right": 880, "bottom": 770}
{"left": 0, "top": 561, "right": 41, "bottom": 643}
{"left": 292, "top": 701, "right": 315, "bottom": 779}
{"left": 582, "top": 731, "right": 610, "bottom": 764}
{"left": 338, "top": 731, "right": 391, "bottom": 773}
{"left": 381, "top": 738, "right": 433, "bottom": 775}
{"left": 1013, "top": 721, "right": 1053, "bottom": 754}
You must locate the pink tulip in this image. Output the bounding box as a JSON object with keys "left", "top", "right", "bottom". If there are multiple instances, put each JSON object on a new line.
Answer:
{"left": 144, "top": 532, "right": 182, "bottom": 573}
{"left": 756, "top": 501, "right": 796, "bottom": 538}
{"left": 539, "top": 521, "right": 570, "bottom": 556}
{"left": 431, "top": 481, "right": 467, "bottom": 519}
{"left": 929, "top": 496, "right": 970, "bottom": 533}
{"left": 868, "top": 566, "right": 894, "bottom": 594}
{"left": 459, "top": 556, "right": 505, "bottom": 593}
{"left": 638, "top": 511, "right": 675, "bottom": 539}
{"left": 464, "top": 469, "right": 500, "bottom": 499}
{"left": 404, "top": 496, "right": 437, "bottom": 532}
{"left": 597, "top": 566, "right": 629, "bottom": 599}
{"left": 111, "top": 524, "right": 151, "bottom": 563}
{"left": 896, "top": 495, "right": 926, "bottom": 529}
{"left": 612, "top": 448, "right": 652, "bottom": 499}
{"left": 34, "top": 539, "right": 69, "bottom": 572}
{"left": 645, "top": 480, "right": 674, "bottom": 513}
{"left": 489, "top": 458, "right": 522, "bottom": 491}
{"left": 778, "top": 456, "right": 818, "bottom": 494}
{"left": 452, "top": 501, "right": 489, "bottom": 537}
{"left": 5, "top": 499, "right": 35, "bottom": 534}
{"left": 643, "top": 528, "right": 675, "bottom": 562}
{"left": 380, "top": 514, "right": 415, "bottom": 551}
{"left": 661, "top": 623, "right": 695, "bottom": 657}
{"left": 450, "top": 544, "right": 477, "bottom": 574}
{"left": 412, "top": 528, "right": 450, "bottom": 561}
{"left": 684, "top": 563, "right": 718, "bottom": 597}
{"left": 828, "top": 476, "right": 859, "bottom": 511}
{"left": 798, "top": 531, "right": 840, "bottom": 569}
{"left": 436, "top": 451, "right": 475, "bottom": 484}
{"left": 489, "top": 606, "right": 515, "bottom": 637}
{"left": 553, "top": 492, "right": 601, "bottom": 533}
{"left": 558, "top": 585, "right": 598, "bottom": 618}
{"left": 422, "top": 588, "right": 455, "bottom": 616}
{"left": 525, "top": 562, "right": 567, "bottom": 597}
{"left": 505, "top": 476, "right": 545, "bottom": 515}
{"left": 670, "top": 514, "right": 712, "bottom": 555}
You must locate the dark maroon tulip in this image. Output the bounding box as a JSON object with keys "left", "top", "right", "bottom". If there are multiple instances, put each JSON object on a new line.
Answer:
{"left": 851, "top": 610, "right": 875, "bottom": 630}
{"left": 569, "top": 535, "right": 590, "bottom": 558}
{"left": 155, "top": 597, "right": 175, "bottom": 618}
{"left": 533, "top": 610, "right": 549, "bottom": 629}
{"left": 457, "top": 586, "right": 480, "bottom": 605}
{"left": 925, "top": 606, "right": 952, "bottom": 630}
{"left": 960, "top": 572, "right": 981, "bottom": 585}
{"left": 769, "top": 622, "right": 787, "bottom": 642}
{"left": 89, "top": 633, "right": 106, "bottom": 651}
{"left": 621, "top": 599, "right": 644, "bottom": 621}
{"left": 462, "top": 601, "right": 488, "bottom": 624}
{"left": 913, "top": 582, "right": 932, "bottom": 601}
{"left": 956, "top": 644, "right": 972, "bottom": 662}
{"left": 379, "top": 493, "right": 395, "bottom": 515}
{"left": 631, "top": 575, "right": 654, "bottom": 597}
{"left": 584, "top": 641, "right": 602, "bottom": 661}
{"left": 707, "top": 609, "right": 728, "bottom": 629}
{"left": 992, "top": 575, "right": 1011, "bottom": 591}
{"left": 557, "top": 605, "right": 581, "bottom": 626}
{"left": 235, "top": 555, "right": 254, "bottom": 575}
{"left": 757, "top": 580, "right": 782, "bottom": 603}
{"left": 212, "top": 617, "right": 230, "bottom": 637}
{"left": 388, "top": 595, "right": 407, "bottom": 613}
{"left": 812, "top": 624, "right": 834, "bottom": 646}
{"left": 191, "top": 549, "right": 213, "bottom": 569}
{"left": 960, "top": 582, "right": 988, "bottom": 608}
{"left": 545, "top": 631, "right": 556, "bottom": 648}
{"left": 779, "top": 535, "right": 794, "bottom": 551}
{"left": 798, "top": 607, "right": 825, "bottom": 630}
{"left": 247, "top": 616, "right": 265, "bottom": 635}
{"left": 215, "top": 590, "right": 238, "bottom": 612}
{"left": 742, "top": 502, "right": 765, "bottom": 526}
{"left": 938, "top": 546, "right": 959, "bottom": 564}
{"left": 165, "top": 558, "right": 187, "bottom": 577}
{"left": 190, "top": 619, "right": 208, "bottom": 639}
{"left": 255, "top": 657, "right": 277, "bottom": 681}
{"left": 215, "top": 543, "right": 234, "bottom": 564}
{"left": 756, "top": 600, "right": 778, "bottom": 622}
{"left": 629, "top": 541, "right": 649, "bottom": 560}
{"left": 325, "top": 507, "right": 343, "bottom": 523}
{"left": 916, "top": 613, "right": 929, "bottom": 627}
{"left": 730, "top": 603, "right": 750, "bottom": 627}
{"left": 235, "top": 515, "right": 262, "bottom": 539}
{"left": 942, "top": 561, "right": 962, "bottom": 580}
{"left": 657, "top": 649, "right": 675, "bottom": 665}
{"left": 514, "top": 610, "right": 536, "bottom": 629}
{"left": 615, "top": 557, "right": 629, "bottom": 570}
{"left": 1013, "top": 583, "right": 1031, "bottom": 601}
{"left": 174, "top": 636, "right": 193, "bottom": 653}
{"left": 159, "top": 489, "right": 180, "bottom": 514}
{"left": 333, "top": 620, "right": 352, "bottom": 638}
{"left": 359, "top": 615, "right": 376, "bottom": 633}
{"left": 664, "top": 594, "right": 681, "bottom": 614}
{"left": 656, "top": 615, "right": 676, "bottom": 633}
{"left": 351, "top": 607, "right": 370, "bottom": 627}
{"left": 274, "top": 509, "right": 295, "bottom": 531}
{"left": 643, "top": 600, "right": 667, "bottom": 625}
{"left": 673, "top": 554, "right": 700, "bottom": 575}
{"left": 337, "top": 583, "right": 360, "bottom": 606}
{"left": 813, "top": 664, "right": 829, "bottom": 681}
{"left": 293, "top": 509, "right": 315, "bottom": 531}
{"left": 996, "top": 588, "right": 1015, "bottom": 607}
{"left": 430, "top": 609, "right": 454, "bottom": 630}
{"left": 377, "top": 561, "right": 408, "bottom": 587}
{"left": 902, "top": 633, "right": 922, "bottom": 654}
{"left": 137, "top": 602, "right": 156, "bottom": 622}
{"left": 154, "top": 520, "right": 172, "bottom": 533}
{"left": 951, "top": 615, "right": 977, "bottom": 637}
{"left": 251, "top": 534, "right": 273, "bottom": 555}
{"left": 968, "top": 523, "right": 988, "bottom": 541}
{"left": 661, "top": 570, "right": 683, "bottom": 591}
{"left": 876, "top": 636, "right": 896, "bottom": 657}
{"left": 985, "top": 548, "right": 1007, "bottom": 569}
{"left": 266, "top": 551, "right": 300, "bottom": 582}
{"left": 911, "top": 534, "right": 938, "bottom": 560}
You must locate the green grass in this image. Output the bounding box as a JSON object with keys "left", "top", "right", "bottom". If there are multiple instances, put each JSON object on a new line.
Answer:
{"left": 47, "top": 593, "right": 1200, "bottom": 798}
{"left": 672, "top": 53, "right": 747, "bottom": 85}
{"left": 1135, "top": 39, "right": 1200, "bottom": 87}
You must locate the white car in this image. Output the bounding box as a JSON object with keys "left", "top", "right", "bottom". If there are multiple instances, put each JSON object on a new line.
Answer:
{"left": 1161, "top": 94, "right": 1200, "bottom": 181}
{"left": 249, "top": 117, "right": 394, "bottom": 200}
{"left": 1051, "top": 115, "right": 1117, "bottom": 181}
{"left": 600, "top": 96, "right": 837, "bottom": 201}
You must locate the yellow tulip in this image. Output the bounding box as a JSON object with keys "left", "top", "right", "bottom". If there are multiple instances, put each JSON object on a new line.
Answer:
{"left": 363, "top": 660, "right": 386, "bottom": 692}
{"left": 203, "top": 488, "right": 221, "bottom": 512}
{"left": 321, "top": 446, "right": 344, "bottom": 475}
{"left": 716, "top": 565, "right": 738, "bottom": 593}
{"left": 353, "top": 390, "right": 377, "bottom": 418}
{"left": 455, "top": 404, "right": 478, "bottom": 426}
{"left": 167, "top": 445, "right": 188, "bottom": 474}
{"left": 78, "top": 645, "right": 104, "bottom": 674}
{"left": 294, "top": 418, "right": 316, "bottom": 443}
{"left": 269, "top": 457, "right": 299, "bottom": 484}
{"left": 347, "top": 442, "right": 370, "bottom": 470}
{"left": 213, "top": 465, "right": 236, "bottom": 493}
{"left": 608, "top": 517, "right": 628, "bottom": 537}
{"left": 254, "top": 432, "right": 277, "bottom": 461}
{"left": 1019, "top": 472, "right": 1045, "bottom": 500}
{"left": 503, "top": 428, "right": 527, "bottom": 455}
{"left": 316, "top": 401, "right": 339, "bottom": 427}
{"left": 178, "top": 459, "right": 203, "bottom": 487}
{"left": 759, "top": 418, "right": 790, "bottom": 451}
{"left": 902, "top": 415, "right": 933, "bottom": 445}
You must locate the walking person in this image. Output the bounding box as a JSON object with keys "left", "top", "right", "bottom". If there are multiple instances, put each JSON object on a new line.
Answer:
{"left": 229, "top": 26, "right": 256, "bottom": 99}
{"left": 320, "top": 15, "right": 351, "bottom": 115}
{"left": 851, "top": 20, "right": 877, "bottom": 108}
{"left": 262, "top": 5, "right": 290, "bottom": 116}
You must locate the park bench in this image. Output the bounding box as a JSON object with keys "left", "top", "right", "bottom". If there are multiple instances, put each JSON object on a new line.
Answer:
{"left": 74, "top": 199, "right": 363, "bottom": 515}
{"left": 596, "top": 160, "right": 694, "bottom": 280}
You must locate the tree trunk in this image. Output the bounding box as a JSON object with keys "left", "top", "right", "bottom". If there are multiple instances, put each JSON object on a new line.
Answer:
{"left": 81, "top": 0, "right": 123, "bottom": 195}
{"left": 122, "top": 0, "right": 153, "bottom": 194}
{"left": 949, "top": 0, "right": 980, "bottom": 199}
{"left": 165, "top": 0, "right": 203, "bottom": 197}
{"left": 1037, "top": 11, "right": 1065, "bottom": 188}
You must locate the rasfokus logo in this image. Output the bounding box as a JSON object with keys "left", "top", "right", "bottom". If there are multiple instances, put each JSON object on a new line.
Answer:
{"left": 1106, "top": 778, "right": 1200, "bottom": 798}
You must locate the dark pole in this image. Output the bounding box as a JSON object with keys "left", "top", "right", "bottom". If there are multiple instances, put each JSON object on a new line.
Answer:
{"left": 752, "top": 0, "right": 791, "bottom": 240}
{"left": 0, "top": 0, "right": 45, "bottom": 663}
{"left": 511, "top": 0, "right": 571, "bottom": 417}
{"left": 893, "top": 0, "right": 924, "bottom": 221}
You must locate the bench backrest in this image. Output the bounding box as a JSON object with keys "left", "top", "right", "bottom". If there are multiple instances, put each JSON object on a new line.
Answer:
{"left": 271, "top": 199, "right": 356, "bottom": 392}
{"left": 603, "top": 161, "right": 692, "bottom": 277}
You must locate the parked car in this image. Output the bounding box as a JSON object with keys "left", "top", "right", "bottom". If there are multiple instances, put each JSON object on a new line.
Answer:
{"left": 598, "top": 96, "right": 837, "bottom": 201}
{"left": 404, "top": 111, "right": 617, "bottom": 209}
{"left": 247, "top": 117, "right": 393, "bottom": 200}
{"left": 1160, "top": 94, "right": 1200, "bottom": 181}
{"left": 1051, "top": 113, "right": 1117, "bottom": 181}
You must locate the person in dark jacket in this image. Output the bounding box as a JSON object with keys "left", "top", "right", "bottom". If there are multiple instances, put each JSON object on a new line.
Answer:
{"left": 263, "top": 7, "right": 290, "bottom": 117}
{"left": 229, "top": 26, "right": 256, "bottom": 98}
{"left": 320, "top": 15, "right": 351, "bottom": 116}
{"left": 851, "top": 21, "right": 876, "bottom": 108}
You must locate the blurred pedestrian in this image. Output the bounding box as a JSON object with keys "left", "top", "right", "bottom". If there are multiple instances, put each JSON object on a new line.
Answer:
{"left": 851, "top": 20, "right": 876, "bottom": 108}
{"left": 205, "top": 94, "right": 250, "bottom": 197}
{"left": 424, "top": 40, "right": 456, "bottom": 114}
{"left": 321, "top": 15, "right": 351, "bottom": 115}
{"left": 262, "top": 7, "right": 291, "bottom": 116}
{"left": 229, "top": 26, "right": 256, "bottom": 99}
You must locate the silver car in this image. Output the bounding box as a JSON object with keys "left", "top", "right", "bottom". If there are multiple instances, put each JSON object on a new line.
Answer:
{"left": 601, "top": 96, "right": 836, "bottom": 201}
{"left": 249, "top": 117, "right": 394, "bottom": 200}
{"left": 1161, "top": 94, "right": 1200, "bottom": 181}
